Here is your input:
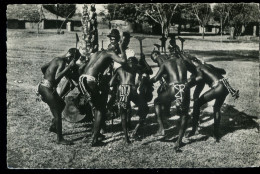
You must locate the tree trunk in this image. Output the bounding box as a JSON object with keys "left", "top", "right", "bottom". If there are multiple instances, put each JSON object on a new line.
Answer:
{"left": 37, "top": 23, "right": 40, "bottom": 34}
{"left": 230, "top": 27, "right": 235, "bottom": 39}
{"left": 161, "top": 23, "right": 164, "bottom": 36}
{"left": 202, "top": 26, "right": 205, "bottom": 39}
{"left": 220, "top": 18, "right": 223, "bottom": 42}
{"left": 56, "top": 4, "right": 59, "bottom": 34}
{"left": 178, "top": 24, "right": 181, "bottom": 35}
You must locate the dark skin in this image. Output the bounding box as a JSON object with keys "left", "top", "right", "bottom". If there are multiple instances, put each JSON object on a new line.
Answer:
{"left": 80, "top": 39, "right": 127, "bottom": 147}
{"left": 151, "top": 52, "right": 171, "bottom": 121}
{"left": 150, "top": 54, "right": 191, "bottom": 151}
{"left": 109, "top": 59, "right": 149, "bottom": 144}
{"left": 185, "top": 58, "right": 229, "bottom": 142}
{"left": 38, "top": 51, "right": 79, "bottom": 145}
{"left": 178, "top": 52, "right": 227, "bottom": 138}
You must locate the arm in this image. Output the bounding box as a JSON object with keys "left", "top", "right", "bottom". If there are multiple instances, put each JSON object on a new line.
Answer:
{"left": 150, "top": 64, "right": 166, "bottom": 83}
{"left": 110, "top": 51, "right": 126, "bottom": 64}
{"left": 186, "top": 67, "right": 203, "bottom": 88}
{"left": 139, "top": 54, "right": 153, "bottom": 75}
{"left": 109, "top": 69, "right": 118, "bottom": 87}
{"left": 55, "top": 60, "right": 75, "bottom": 83}
{"left": 41, "top": 62, "right": 51, "bottom": 74}
{"left": 59, "top": 78, "right": 74, "bottom": 99}
{"left": 78, "top": 61, "right": 87, "bottom": 75}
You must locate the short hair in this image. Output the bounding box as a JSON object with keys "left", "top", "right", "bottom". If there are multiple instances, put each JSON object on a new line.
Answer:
{"left": 68, "top": 48, "right": 81, "bottom": 60}
{"left": 127, "top": 56, "right": 138, "bottom": 64}
{"left": 151, "top": 50, "right": 160, "bottom": 62}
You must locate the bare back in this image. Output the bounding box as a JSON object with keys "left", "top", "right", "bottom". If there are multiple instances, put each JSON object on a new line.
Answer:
{"left": 82, "top": 50, "right": 126, "bottom": 78}
{"left": 116, "top": 67, "right": 136, "bottom": 86}
{"left": 165, "top": 58, "right": 187, "bottom": 83}
{"left": 197, "top": 64, "right": 224, "bottom": 85}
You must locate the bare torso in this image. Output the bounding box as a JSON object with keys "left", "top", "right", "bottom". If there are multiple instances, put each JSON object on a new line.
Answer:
{"left": 163, "top": 58, "right": 187, "bottom": 84}
{"left": 116, "top": 66, "right": 136, "bottom": 86}
{"left": 44, "top": 57, "right": 66, "bottom": 86}
{"left": 197, "top": 64, "right": 224, "bottom": 86}
{"left": 82, "top": 50, "right": 126, "bottom": 78}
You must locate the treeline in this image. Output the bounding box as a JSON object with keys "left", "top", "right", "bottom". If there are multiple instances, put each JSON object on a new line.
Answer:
{"left": 102, "top": 3, "right": 259, "bottom": 39}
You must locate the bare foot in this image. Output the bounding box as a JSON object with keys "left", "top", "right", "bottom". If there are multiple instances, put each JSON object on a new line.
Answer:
{"left": 57, "top": 139, "right": 73, "bottom": 145}
{"left": 49, "top": 125, "right": 57, "bottom": 134}
{"left": 98, "top": 133, "right": 106, "bottom": 141}
{"left": 124, "top": 139, "right": 131, "bottom": 145}
{"left": 91, "top": 140, "right": 106, "bottom": 147}
{"left": 186, "top": 129, "right": 199, "bottom": 138}
{"left": 174, "top": 143, "right": 183, "bottom": 153}
{"left": 154, "top": 129, "right": 165, "bottom": 137}
{"left": 214, "top": 136, "right": 220, "bottom": 143}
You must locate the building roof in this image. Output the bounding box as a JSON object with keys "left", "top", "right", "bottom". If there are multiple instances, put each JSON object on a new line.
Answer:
{"left": 207, "top": 17, "right": 220, "bottom": 26}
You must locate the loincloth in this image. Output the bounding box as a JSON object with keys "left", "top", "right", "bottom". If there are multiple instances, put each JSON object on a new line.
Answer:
{"left": 36, "top": 79, "right": 56, "bottom": 101}
{"left": 78, "top": 74, "right": 97, "bottom": 105}
{"left": 211, "top": 78, "right": 239, "bottom": 99}
{"left": 169, "top": 83, "right": 186, "bottom": 107}
{"left": 118, "top": 84, "right": 131, "bottom": 110}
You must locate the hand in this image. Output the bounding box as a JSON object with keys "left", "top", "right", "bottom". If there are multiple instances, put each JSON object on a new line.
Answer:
{"left": 68, "top": 59, "right": 76, "bottom": 68}
{"left": 119, "top": 37, "right": 125, "bottom": 47}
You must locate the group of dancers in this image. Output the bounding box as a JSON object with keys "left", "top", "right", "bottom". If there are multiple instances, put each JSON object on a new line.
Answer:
{"left": 36, "top": 28, "right": 239, "bottom": 151}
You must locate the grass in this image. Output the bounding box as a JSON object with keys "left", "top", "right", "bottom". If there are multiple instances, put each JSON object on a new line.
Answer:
{"left": 6, "top": 29, "right": 260, "bottom": 168}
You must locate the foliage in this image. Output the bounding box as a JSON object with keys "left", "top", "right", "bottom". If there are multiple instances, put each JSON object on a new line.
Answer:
{"left": 7, "top": 4, "right": 42, "bottom": 22}
{"left": 191, "top": 3, "right": 212, "bottom": 39}
{"left": 135, "top": 3, "right": 179, "bottom": 36}
{"left": 105, "top": 4, "right": 138, "bottom": 23}
{"left": 225, "top": 3, "right": 259, "bottom": 37}
{"left": 42, "top": 4, "right": 76, "bottom": 18}
{"left": 212, "top": 3, "right": 232, "bottom": 34}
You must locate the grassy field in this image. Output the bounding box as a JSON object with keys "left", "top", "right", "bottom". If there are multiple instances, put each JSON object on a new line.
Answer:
{"left": 6, "top": 29, "right": 260, "bottom": 168}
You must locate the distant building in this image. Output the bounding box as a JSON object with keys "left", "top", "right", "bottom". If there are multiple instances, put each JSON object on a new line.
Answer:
{"left": 199, "top": 18, "right": 220, "bottom": 34}
{"left": 110, "top": 20, "right": 134, "bottom": 33}
{"left": 6, "top": 4, "right": 81, "bottom": 31}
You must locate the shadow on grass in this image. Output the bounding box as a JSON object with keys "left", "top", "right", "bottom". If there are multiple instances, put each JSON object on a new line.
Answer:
{"left": 67, "top": 103, "right": 259, "bottom": 147}
{"left": 187, "top": 50, "right": 258, "bottom": 62}
{"left": 196, "top": 104, "right": 259, "bottom": 140}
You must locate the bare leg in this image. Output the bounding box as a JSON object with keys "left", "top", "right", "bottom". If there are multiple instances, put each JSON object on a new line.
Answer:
{"left": 154, "top": 103, "right": 165, "bottom": 136}
{"left": 213, "top": 97, "right": 226, "bottom": 142}
{"left": 121, "top": 109, "right": 131, "bottom": 144}
{"left": 175, "top": 114, "right": 189, "bottom": 151}
{"left": 213, "top": 110, "right": 221, "bottom": 142}
{"left": 91, "top": 109, "right": 103, "bottom": 146}
{"left": 52, "top": 107, "right": 73, "bottom": 145}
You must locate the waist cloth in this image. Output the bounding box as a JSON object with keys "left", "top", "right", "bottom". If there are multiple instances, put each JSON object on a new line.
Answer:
{"left": 79, "top": 74, "right": 97, "bottom": 95}
{"left": 36, "top": 79, "right": 56, "bottom": 93}
{"left": 118, "top": 84, "right": 132, "bottom": 110}
{"left": 78, "top": 74, "right": 98, "bottom": 105}
{"left": 169, "top": 82, "right": 186, "bottom": 106}
{"left": 211, "top": 78, "right": 239, "bottom": 99}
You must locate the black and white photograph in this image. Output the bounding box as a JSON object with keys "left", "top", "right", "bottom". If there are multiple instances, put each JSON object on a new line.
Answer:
{"left": 6, "top": 3, "right": 260, "bottom": 168}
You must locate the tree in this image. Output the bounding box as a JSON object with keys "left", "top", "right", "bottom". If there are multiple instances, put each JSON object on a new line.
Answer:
{"left": 43, "top": 4, "right": 76, "bottom": 33}
{"left": 213, "top": 3, "right": 232, "bottom": 40}
{"left": 106, "top": 4, "right": 138, "bottom": 23}
{"left": 172, "top": 4, "right": 197, "bottom": 35}
{"left": 136, "top": 3, "right": 179, "bottom": 37}
{"left": 226, "top": 3, "right": 259, "bottom": 39}
{"left": 191, "top": 3, "right": 212, "bottom": 39}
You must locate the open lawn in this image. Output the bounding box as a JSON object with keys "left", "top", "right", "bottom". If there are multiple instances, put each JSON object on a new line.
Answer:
{"left": 6, "top": 29, "right": 260, "bottom": 168}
